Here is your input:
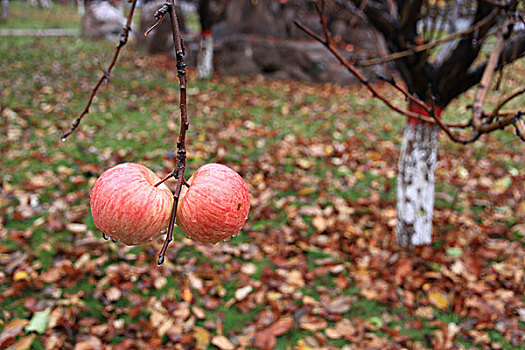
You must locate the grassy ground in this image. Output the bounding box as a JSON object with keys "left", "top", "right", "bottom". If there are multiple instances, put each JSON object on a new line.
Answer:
{"left": 1, "top": 4, "right": 524, "bottom": 350}
{"left": 0, "top": 2, "right": 81, "bottom": 30}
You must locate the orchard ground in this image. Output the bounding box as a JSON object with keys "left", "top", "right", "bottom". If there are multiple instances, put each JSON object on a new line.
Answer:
{"left": 1, "top": 4, "right": 524, "bottom": 350}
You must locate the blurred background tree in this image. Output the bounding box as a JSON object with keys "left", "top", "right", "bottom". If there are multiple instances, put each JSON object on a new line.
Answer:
{"left": 297, "top": 0, "right": 525, "bottom": 247}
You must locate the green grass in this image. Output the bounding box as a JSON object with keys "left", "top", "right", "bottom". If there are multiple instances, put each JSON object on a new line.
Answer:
{"left": 0, "top": 3, "right": 81, "bottom": 29}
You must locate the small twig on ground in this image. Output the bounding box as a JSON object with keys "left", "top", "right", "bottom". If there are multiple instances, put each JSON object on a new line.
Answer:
{"left": 61, "top": 0, "right": 138, "bottom": 141}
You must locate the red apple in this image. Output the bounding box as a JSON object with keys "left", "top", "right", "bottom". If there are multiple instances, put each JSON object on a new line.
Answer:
{"left": 176, "top": 163, "right": 250, "bottom": 244}
{"left": 90, "top": 163, "right": 173, "bottom": 245}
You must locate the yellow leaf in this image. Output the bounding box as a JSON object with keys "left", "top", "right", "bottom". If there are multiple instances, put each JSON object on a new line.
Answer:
{"left": 182, "top": 286, "right": 193, "bottom": 303}
{"left": 295, "top": 339, "right": 314, "bottom": 350}
{"left": 429, "top": 292, "right": 449, "bottom": 310}
{"left": 297, "top": 159, "right": 312, "bottom": 169}
{"left": 13, "top": 271, "right": 30, "bottom": 282}
{"left": 297, "top": 187, "right": 315, "bottom": 196}
{"left": 194, "top": 327, "right": 210, "bottom": 350}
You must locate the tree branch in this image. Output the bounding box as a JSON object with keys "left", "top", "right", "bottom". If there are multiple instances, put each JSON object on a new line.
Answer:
{"left": 436, "top": 2, "right": 499, "bottom": 102}
{"left": 296, "top": 1, "right": 524, "bottom": 144}
{"left": 491, "top": 87, "right": 525, "bottom": 116}
{"left": 472, "top": 32, "right": 506, "bottom": 129}
{"left": 443, "top": 30, "right": 525, "bottom": 106}
{"left": 61, "top": 0, "right": 138, "bottom": 141}
{"left": 356, "top": 10, "right": 499, "bottom": 68}
{"left": 294, "top": 18, "right": 435, "bottom": 124}
{"left": 154, "top": 0, "right": 189, "bottom": 266}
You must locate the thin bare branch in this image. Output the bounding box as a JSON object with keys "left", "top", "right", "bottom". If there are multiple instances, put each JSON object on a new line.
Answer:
{"left": 491, "top": 86, "right": 525, "bottom": 116}
{"left": 472, "top": 32, "right": 506, "bottom": 129}
{"left": 296, "top": 4, "right": 523, "bottom": 145}
{"left": 377, "top": 74, "right": 480, "bottom": 143}
{"left": 314, "top": 2, "right": 331, "bottom": 44}
{"left": 144, "top": 15, "right": 166, "bottom": 36}
{"left": 356, "top": 10, "right": 498, "bottom": 68}
{"left": 157, "top": 0, "right": 189, "bottom": 266}
{"left": 349, "top": 0, "right": 369, "bottom": 27}
{"left": 514, "top": 112, "right": 525, "bottom": 141}
{"left": 295, "top": 19, "right": 435, "bottom": 124}
{"left": 61, "top": 0, "right": 138, "bottom": 141}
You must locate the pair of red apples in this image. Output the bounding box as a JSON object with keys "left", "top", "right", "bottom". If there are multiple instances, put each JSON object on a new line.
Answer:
{"left": 90, "top": 163, "right": 250, "bottom": 245}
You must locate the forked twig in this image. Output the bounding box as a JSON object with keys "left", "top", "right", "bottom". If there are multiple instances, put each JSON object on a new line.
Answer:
{"left": 150, "top": 0, "right": 190, "bottom": 266}
{"left": 61, "top": 0, "right": 138, "bottom": 140}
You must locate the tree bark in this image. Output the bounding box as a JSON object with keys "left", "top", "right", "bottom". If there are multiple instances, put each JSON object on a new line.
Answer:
{"left": 197, "top": 31, "right": 213, "bottom": 80}
{"left": 197, "top": 0, "right": 215, "bottom": 80}
{"left": 396, "top": 103, "right": 442, "bottom": 246}
{"left": 1, "top": 0, "right": 9, "bottom": 21}
{"left": 77, "top": 0, "right": 85, "bottom": 16}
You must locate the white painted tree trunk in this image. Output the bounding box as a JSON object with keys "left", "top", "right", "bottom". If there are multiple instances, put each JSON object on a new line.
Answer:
{"left": 30, "top": 0, "right": 52, "bottom": 8}
{"left": 197, "top": 34, "right": 213, "bottom": 80}
{"left": 396, "top": 106, "right": 441, "bottom": 246}
{"left": 1, "top": 0, "right": 9, "bottom": 21}
{"left": 77, "top": 0, "right": 85, "bottom": 16}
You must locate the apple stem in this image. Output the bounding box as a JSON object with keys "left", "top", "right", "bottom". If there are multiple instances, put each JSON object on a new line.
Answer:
{"left": 155, "top": 0, "right": 190, "bottom": 266}
{"left": 61, "top": 0, "right": 138, "bottom": 141}
{"left": 154, "top": 170, "right": 175, "bottom": 187}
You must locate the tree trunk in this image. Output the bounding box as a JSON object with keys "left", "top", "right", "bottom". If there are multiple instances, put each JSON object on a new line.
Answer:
{"left": 77, "top": 0, "right": 85, "bottom": 16}
{"left": 396, "top": 103, "right": 442, "bottom": 246}
{"left": 197, "top": 31, "right": 214, "bottom": 80}
{"left": 29, "top": 0, "right": 52, "bottom": 8}
{"left": 1, "top": 0, "right": 9, "bottom": 21}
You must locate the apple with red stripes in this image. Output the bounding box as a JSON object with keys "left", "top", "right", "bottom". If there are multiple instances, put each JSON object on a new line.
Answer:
{"left": 90, "top": 162, "right": 250, "bottom": 245}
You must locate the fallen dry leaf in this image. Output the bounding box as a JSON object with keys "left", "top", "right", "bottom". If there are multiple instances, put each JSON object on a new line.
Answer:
{"left": 0, "top": 319, "right": 29, "bottom": 348}
{"left": 324, "top": 295, "right": 356, "bottom": 314}
{"left": 13, "top": 334, "right": 36, "bottom": 350}
{"left": 211, "top": 335, "right": 235, "bottom": 350}
{"left": 429, "top": 291, "right": 450, "bottom": 310}
{"left": 194, "top": 327, "right": 210, "bottom": 350}
{"left": 268, "top": 317, "right": 294, "bottom": 336}
{"left": 254, "top": 329, "right": 277, "bottom": 350}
